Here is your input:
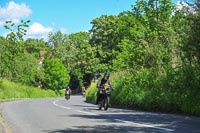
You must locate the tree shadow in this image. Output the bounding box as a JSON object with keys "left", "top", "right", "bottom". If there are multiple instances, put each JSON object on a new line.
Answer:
{"left": 71, "top": 104, "right": 96, "bottom": 108}
{"left": 54, "top": 112, "right": 200, "bottom": 133}
{"left": 54, "top": 99, "right": 200, "bottom": 133}
{"left": 43, "top": 124, "right": 167, "bottom": 133}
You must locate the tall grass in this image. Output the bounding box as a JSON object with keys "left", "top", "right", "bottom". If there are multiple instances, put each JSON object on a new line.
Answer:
{"left": 0, "top": 79, "right": 64, "bottom": 99}
{"left": 85, "top": 71, "right": 129, "bottom": 104}
{"left": 85, "top": 82, "right": 98, "bottom": 104}
{"left": 86, "top": 68, "right": 200, "bottom": 116}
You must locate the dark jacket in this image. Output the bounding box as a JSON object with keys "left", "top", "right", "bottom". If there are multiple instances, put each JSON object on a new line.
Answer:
{"left": 97, "top": 78, "right": 115, "bottom": 90}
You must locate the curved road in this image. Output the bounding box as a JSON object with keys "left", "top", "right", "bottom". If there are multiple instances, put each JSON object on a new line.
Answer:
{"left": 0, "top": 95, "right": 200, "bottom": 133}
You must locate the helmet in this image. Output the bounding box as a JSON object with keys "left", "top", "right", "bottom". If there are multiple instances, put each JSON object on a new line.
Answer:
{"left": 104, "top": 72, "right": 109, "bottom": 79}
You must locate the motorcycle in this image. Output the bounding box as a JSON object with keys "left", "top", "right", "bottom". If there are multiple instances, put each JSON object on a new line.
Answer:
{"left": 65, "top": 91, "right": 70, "bottom": 100}
{"left": 98, "top": 83, "right": 110, "bottom": 111}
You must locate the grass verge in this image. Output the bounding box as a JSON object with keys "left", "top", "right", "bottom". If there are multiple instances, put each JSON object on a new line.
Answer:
{"left": 86, "top": 71, "right": 200, "bottom": 116}
{"left": 0, "top": 79, "right": 64, "bottom": 99}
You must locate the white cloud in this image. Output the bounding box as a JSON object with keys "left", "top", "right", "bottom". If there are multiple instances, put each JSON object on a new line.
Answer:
{"left": 0, "top": 1, "right": 32, "bottom": 26}
{"left": 26, "top": 22, "right": 53, "bottom": 40}
{"left": 27, "top": 22, "right": 53, "bottom": 35}
{"left": 0, "top": 1, "right": 32, "bottom": 19}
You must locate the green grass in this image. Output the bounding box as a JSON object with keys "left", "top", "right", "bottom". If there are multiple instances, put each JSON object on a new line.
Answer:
{"left": 85, "top": 82, "right": 98, "bottom": 104}
{"left": 0, "top": 112, "right": 2, "bottom": 118}
{"left": 86, "top": 70, "right": 200, "bottom": 116}
{"left": 85, "top": 71, "right": 128, "bottom": 104}
{"left": 0, "top": 79, "right": 65, "bottom": 99}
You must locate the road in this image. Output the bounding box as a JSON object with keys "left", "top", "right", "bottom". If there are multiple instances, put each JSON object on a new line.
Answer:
{"left": 0, "top": 95, "right": 200, "bottom": 133}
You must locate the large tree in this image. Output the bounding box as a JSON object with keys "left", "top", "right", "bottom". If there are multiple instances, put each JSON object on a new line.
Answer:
{"left": 89, "top": 15, "right": 119, "bottom": 71}
{"left": 68, "top": 32, "right": 100, "bottom": 89}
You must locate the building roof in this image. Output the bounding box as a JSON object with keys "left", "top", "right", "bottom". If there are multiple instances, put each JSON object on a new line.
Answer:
{"left": 40, "top": 51, "right": 46, "bottom": 57}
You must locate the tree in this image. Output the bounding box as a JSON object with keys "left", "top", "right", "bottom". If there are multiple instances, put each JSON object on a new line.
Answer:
{"left": 68, "top": 32, "right": 100, "bottom": 89}
{"left": 25, "top": 38, "right": 49, "bottom": 59}
{"left": 15, "top": 52, "right": 45, "bottom": 86}
{"left": 89, "top": 15, "right": 119, "bottom": 70}
{"left": 47, "top": 30, "right": 68, "bottom": 48}
{"left": 173, "top": 1, "right": 200, "bottom": 65}
{"left": 4, "top": 20, "right": 30, "bottom": 43}
{"left": 1, "top": 20, "right": 45, "bottom": 86}
{"left": 43, "top": 59, "right": 70, "bottom": 90}
{"left": 47, "top": 31, "right": 77, "bottom": 69}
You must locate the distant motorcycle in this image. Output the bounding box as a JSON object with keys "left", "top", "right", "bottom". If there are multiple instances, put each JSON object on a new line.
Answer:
{"left": 65, "top": 91, "right": 70, "bottom": 100}
{"left": 98, "top": 84, "right": 110, "bottom": 111}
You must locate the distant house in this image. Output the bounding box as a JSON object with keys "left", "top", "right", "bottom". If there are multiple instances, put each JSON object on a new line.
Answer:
{"left": 40, "top": 51, "right": 52, "bottom": 59}
{"left": 40, "top": 51, "right": 46, "bottom": 60}
{"left": 37, "top": 51, "right": 52, "bottom": 65}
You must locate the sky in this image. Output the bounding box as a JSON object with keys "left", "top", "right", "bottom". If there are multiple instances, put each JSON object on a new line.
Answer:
{"left": 0, "top": 0, "right": 183, "bottom": 40}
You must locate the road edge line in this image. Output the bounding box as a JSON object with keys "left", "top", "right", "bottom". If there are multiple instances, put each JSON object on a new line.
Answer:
{"left": 77, "top": 110, "right": 97, "bottom": 116}
{"left": 53, "top": 100, "right": 71, "bottom": 110}
{"left": 115, "top": 119, "right": 175, "bottom": 132}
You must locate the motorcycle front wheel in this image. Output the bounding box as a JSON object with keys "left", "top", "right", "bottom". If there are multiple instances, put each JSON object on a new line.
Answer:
{"left": 104, "top": 97, "right": 108, "bottom": 111}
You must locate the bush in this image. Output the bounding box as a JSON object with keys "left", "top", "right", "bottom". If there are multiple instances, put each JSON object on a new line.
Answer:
{"left": 43, "top": 59, "right": 70, "bottom": 90}
{"left": 86, "top": 68, "right": 200, "bottom": 116}
{"left": 85, "top": 82, "right": 98, "bottom": 104}
{"left": 15, "top": 52, "right": 45, "bottom": 86}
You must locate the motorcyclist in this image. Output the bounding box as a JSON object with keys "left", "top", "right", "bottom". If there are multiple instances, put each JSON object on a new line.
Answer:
{"left": 96, "top": 72, "right": 115, "bottom": 104}
{"left": 65, "top": 86, "right": 71, "bottom": 97}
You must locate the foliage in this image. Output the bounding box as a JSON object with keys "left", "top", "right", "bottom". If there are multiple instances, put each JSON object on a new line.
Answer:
{"left": 86, "top": 0, "right": 200, "bottom": 116}
{"left": 0, "top": 79, "right": 64, "bottom": 99}
{"left": 25, "top": 38, "right": 49, "bottom": 59}
{"left": 1, "top": 20, "right": 44, "bottom": 87}
{"left": 1, "top": 0, "right": 200, "bottom": 116}
{"left": 4, "top": 20, "right": 30, "bottom": 42}
{"left": 68, "top": 32, "right": 100, "bottom": 88}
{"left": 47, "top": 31, "right": 101, "bottom": 91}
{"left": 86, "top": 69, "right": 200, "bottom": 116}
{"left": 43, "top": 59, "right": 70, "bottom": 90}
{"left": 90, "top": 15, "right": 119, "bottom": 71}
{"left": 85, "top": 82, "right": 98, "bottom": 104}
{"left": 14, "top": 53, "right": 45, "bottom": 86}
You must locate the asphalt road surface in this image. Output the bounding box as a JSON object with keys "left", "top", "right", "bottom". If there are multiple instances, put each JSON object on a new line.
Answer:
{"left": 0, "top": 95, "right": 200, "bottom": 133}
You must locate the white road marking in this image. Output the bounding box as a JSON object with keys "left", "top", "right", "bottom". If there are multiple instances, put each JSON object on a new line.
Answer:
{"left": 115, "top": 119, "right": 175, "bottom": 132}
{"left": 60, "top": 105, "right": 71, "bottom": 110}
{"left": 77, "top": 110, "right": 98, "bottom": 115}
{"left": 53, "top": 100, "right": 71, "bottom": 109}
{"left": 52, "top": 100, "right": 175, "bottom": 132}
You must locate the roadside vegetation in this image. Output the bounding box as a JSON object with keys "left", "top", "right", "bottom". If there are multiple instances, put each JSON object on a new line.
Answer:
{"left": 86, "top": 0, "right": 200, "bottom": 116}
{"left": 0, "top": 79, "right": 64, "bottom": 99}
{"left": 0, "top": 0, "right": 199, "bottom": 115}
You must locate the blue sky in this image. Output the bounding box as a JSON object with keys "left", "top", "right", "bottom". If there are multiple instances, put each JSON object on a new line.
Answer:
{"left": 0, "top": 0, "right": 134, "bottom": 39}
{"left": 0, "top": 0, "right": 181, "bottom": 40}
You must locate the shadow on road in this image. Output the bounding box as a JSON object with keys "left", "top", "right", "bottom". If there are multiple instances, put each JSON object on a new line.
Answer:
{"left": 43, "top": 124, "right": 167, "bottom": 133}
{"left": 71, "top": 104, "right": 96, "bottom": 108}
{"left": 53, "top": 112, "right": 200, "bottom": 133}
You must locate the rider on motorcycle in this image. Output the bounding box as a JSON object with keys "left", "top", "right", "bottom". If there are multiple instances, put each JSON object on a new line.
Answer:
{"left": 96, "top": 72, "right": 115, "bottom": 104}
{"left": 65, "top": 86, "right": 71, "bottom": 97}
